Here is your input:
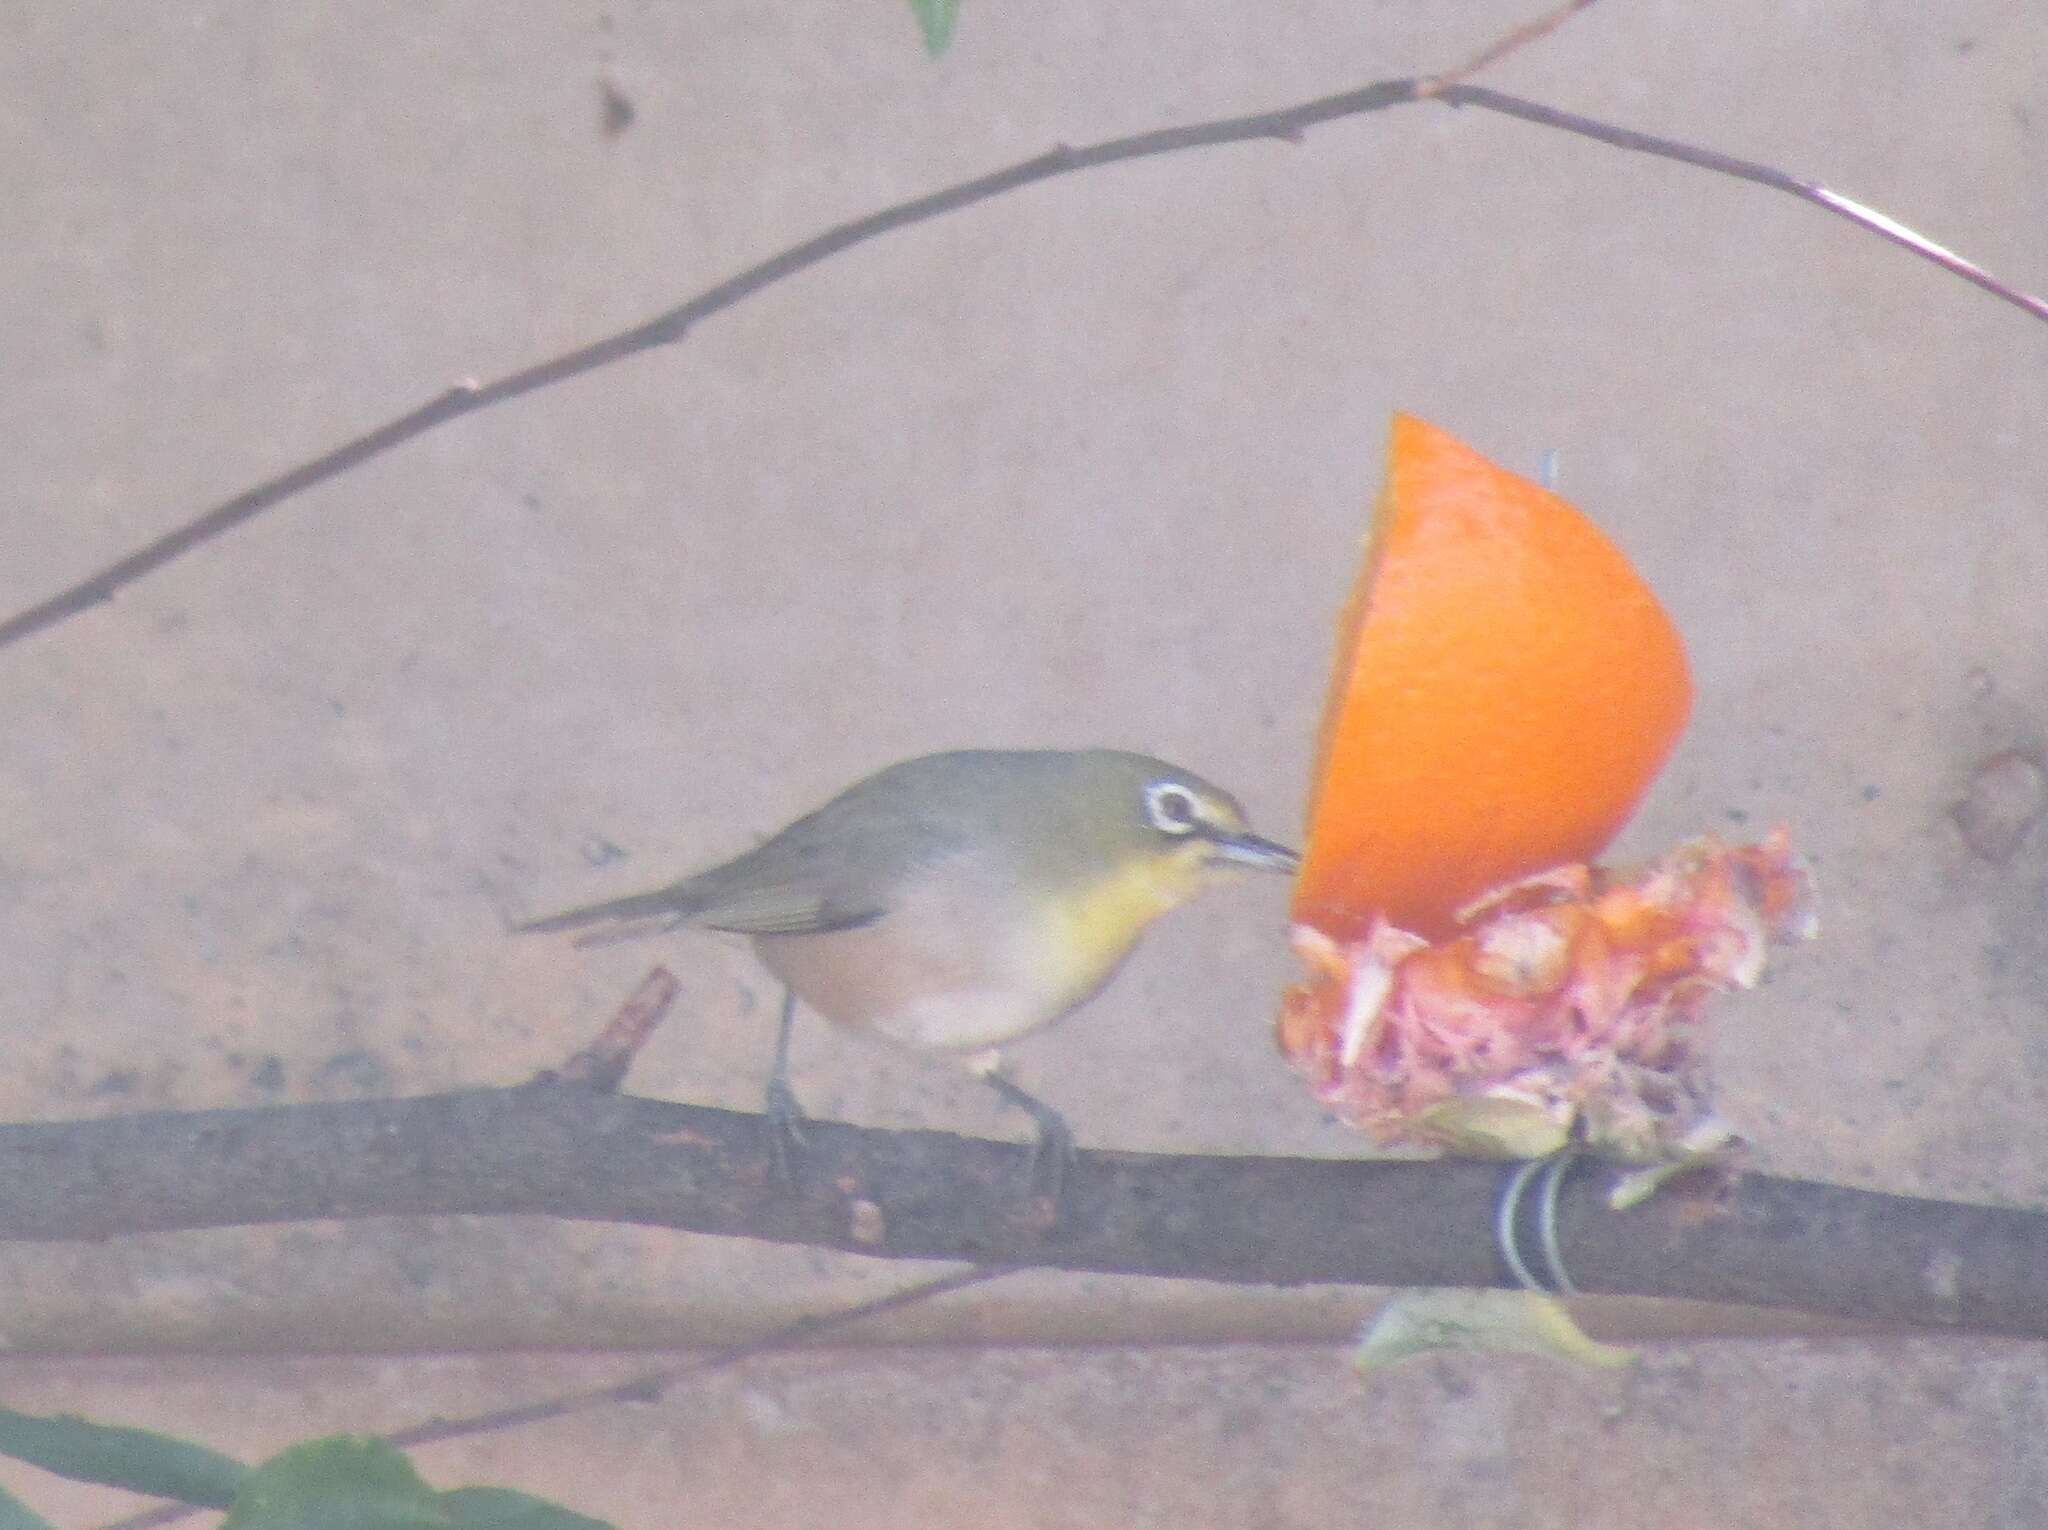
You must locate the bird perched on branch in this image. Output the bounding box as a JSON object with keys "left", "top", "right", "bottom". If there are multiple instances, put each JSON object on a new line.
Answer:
{"left": 518, "top": 748, "right": 1298, "bottom": 1199}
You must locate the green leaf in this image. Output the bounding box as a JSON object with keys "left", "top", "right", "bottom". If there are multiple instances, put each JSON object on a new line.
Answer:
{"left": 1412, "top": 1097, "right": 1572, "bottom": 1160}
{"left": 222, "top": 1437, "right": 447, "bottom": 1529}
{"left": 442, "top": 1487, "right": 615, "bottom": 1528}
{"left": 907, "top": 0, "right": 961, "bottom": 55}
{"left": 0, "top": 1407, "right": 248, "bottom": 1508}
{"left": 0, "top": 1482, "right": 58, "bottom": 1530}
{"left": 1353, "top": 1289, "right": 1635, "bottom": 1375}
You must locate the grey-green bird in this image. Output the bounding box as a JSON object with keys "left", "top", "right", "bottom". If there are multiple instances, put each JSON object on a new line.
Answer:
{"left": 518, "top": 748, "right": 1298, "bottom": 1179}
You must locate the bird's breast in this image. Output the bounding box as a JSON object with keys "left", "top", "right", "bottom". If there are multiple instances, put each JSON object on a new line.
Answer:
{"left": 750, "top": 868, "right": 1164, "bottom": 1054}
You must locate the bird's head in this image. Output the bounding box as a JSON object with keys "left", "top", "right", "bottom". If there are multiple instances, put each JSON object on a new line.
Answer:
{"left": 1038, "top": 751, "right": 1298, "bottom": 929}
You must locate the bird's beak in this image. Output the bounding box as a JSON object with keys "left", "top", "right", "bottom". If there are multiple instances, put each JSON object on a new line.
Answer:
{"left": 1205, "top": 828, "right": 1300, "bottom": 874}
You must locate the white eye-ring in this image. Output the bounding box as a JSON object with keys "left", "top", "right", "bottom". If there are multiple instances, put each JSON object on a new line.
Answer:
{"left": 1144, "top": 781, "right": 1202, "bottom": 835}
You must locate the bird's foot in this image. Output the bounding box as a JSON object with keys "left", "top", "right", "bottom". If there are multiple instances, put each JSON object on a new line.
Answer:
{"left": 982, "top": 1073, "right": 1077, "bottom": 1223}
{"left": 1021, "top": 1111, "right": 1078, "bottom": 1219}
{"left": 763, "top": 1077, "right": 808, "bottom": 1184}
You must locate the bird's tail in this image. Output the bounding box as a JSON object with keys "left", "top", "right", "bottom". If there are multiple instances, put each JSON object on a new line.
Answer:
{"left": 514, "top": 883, "right": 704, "bottom": 941}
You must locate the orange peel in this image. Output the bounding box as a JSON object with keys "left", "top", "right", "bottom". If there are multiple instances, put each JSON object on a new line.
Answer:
{"left": 1294, "top": 413, "right": 1693, "bottom": 942}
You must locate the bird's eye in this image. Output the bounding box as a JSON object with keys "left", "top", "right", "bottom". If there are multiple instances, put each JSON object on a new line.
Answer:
{"left": 1144, "top": 781, "right": 1202, "bottom": 835}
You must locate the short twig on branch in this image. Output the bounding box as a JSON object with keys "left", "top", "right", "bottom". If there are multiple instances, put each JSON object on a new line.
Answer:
{"left": 530, "top": 966, "right": 679, "bottom": 1093}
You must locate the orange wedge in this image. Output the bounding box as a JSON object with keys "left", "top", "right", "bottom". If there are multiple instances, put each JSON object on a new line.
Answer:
{"left": 1294, "top": 414, "right": 1693, "bottom": 942}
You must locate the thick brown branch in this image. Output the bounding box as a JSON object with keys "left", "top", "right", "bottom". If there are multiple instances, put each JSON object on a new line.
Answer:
{"left": 3, "top": 1085, "right": 2043, "bottom": 1339}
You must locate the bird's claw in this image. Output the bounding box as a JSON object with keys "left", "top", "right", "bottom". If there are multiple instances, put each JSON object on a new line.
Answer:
{"left": 763, "top": 1078, "right": 807, "bottom": 1183}
{"left": 1021, "top": 1110, "right": 1077, "bottom": 1215}
{"left": 983, "top": 1073, "right": 1076, "bottom": 1223}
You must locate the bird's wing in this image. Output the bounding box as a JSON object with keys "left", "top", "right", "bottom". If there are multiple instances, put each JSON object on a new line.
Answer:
{"left": 516, "top": 857, "right": 889, "bottom": 941}
{"left": 690, "top": 883, "right": 886, "bottom": 936}
{"left": 681, "top": 788, "right": 964, "bottom": 936}
{"left": 518, "top": 767, "right": 966, "bottom": 941}
{"left": 516, "top": 881, "right": 885, "bottom": 939}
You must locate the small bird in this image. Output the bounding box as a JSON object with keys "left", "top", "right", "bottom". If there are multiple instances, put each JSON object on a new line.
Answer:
{"left": 518, "top": 749, "right": 1297, "bottom": 1191}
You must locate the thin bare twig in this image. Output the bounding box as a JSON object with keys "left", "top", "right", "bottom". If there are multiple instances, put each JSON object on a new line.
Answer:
{"left": 101, "top": 1264, "right": 1011, "bottom": 1530}
{"left": 1421, "top": 0, "right": 1600, "bottom": 93}
{"left": 1437, "top": 84, "right": 2048, "bottom": 323}
{"left": 5, "top": 23, "right": 2039, "bottom": 654}
{"left": 394, "top": 1265, "right": 1006, "bottom": 1450}
{"left": 0, "top": 76, "right": 1400, "bottom": 654}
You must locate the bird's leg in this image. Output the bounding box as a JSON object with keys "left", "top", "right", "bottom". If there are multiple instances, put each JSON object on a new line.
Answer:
{"left": 979, "top": 1068, "right": 1077, "bottom": 1214}
{"left": 763, "top": 987, "right": 807, "bottom": 1180}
